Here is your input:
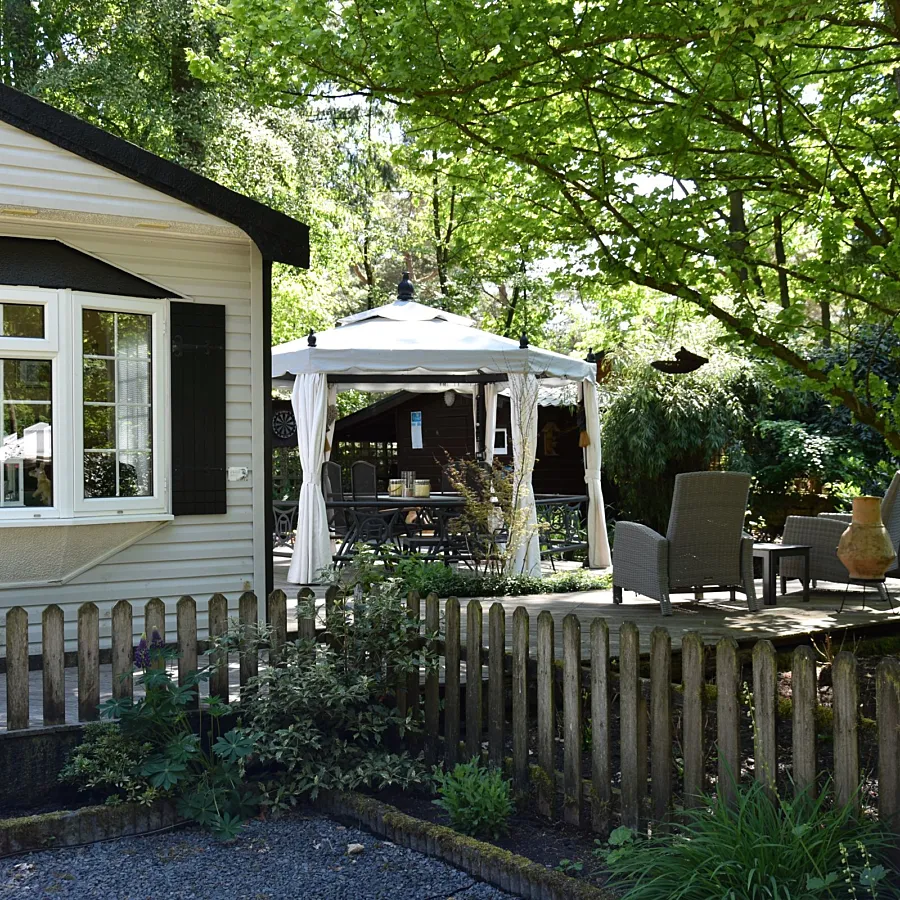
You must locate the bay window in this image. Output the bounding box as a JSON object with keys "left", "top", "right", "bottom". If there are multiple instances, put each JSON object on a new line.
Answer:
{"left": 0, "top": 287, "right": 168, "bottom": 522}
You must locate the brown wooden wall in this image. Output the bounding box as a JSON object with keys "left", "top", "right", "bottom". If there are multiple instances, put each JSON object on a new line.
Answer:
{"left": 333, "top": 392, "right": 587, "bottom": 495}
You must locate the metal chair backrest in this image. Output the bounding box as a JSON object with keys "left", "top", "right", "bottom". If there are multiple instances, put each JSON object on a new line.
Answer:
{"left": 351, "top": 460, "right": 378, "bottom": 499}
{"left": 666, "top": 471, "right": 750, "bottom": 588}
{"left": 322, "top": 460, "right": 346, "bottom": 531}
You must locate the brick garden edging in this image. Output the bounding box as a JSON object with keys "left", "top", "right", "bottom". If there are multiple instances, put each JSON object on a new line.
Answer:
{"left": 0, "top": 800, "right": 181, "bottom": 858}
{"left": 314, "top": 790, "right": 616, "bottom": 900}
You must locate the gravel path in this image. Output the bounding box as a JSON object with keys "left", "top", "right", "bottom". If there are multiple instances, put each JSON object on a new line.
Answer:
{"left": 0, "top": 812, "right": 516, "bottom": 900}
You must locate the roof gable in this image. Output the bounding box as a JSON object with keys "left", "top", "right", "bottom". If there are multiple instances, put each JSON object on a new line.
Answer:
{"left": 0, "top": 85, "right": 309, "bottom": 268}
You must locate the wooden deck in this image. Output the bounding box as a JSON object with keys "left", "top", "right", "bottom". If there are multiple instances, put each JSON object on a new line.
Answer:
{"left": 275, "top": 550, "right": 900, "bottom": 656}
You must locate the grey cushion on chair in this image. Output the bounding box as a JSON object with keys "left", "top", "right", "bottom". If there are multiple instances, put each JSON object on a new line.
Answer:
{"left": 782, "top": 471, "right": 900, "bottom": 585}
{"left": 612, "top": 471, "right": 759, "bottom": 616}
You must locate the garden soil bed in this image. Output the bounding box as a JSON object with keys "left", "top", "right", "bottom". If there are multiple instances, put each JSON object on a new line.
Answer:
{"left": 374, "top": 785, "right": 617, "bottom": 893}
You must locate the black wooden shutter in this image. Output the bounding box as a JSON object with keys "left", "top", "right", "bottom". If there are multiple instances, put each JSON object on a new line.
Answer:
{"left": 170, "top": 302, "right": 227, "bottom": 515}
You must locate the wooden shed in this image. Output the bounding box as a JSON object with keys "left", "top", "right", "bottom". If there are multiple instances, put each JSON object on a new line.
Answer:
{"left": 0, "top": 86, "right": 309, "bottom": 648}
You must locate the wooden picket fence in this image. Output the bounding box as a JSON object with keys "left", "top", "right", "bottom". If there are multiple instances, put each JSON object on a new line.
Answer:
{"left": 3, "top": 590, "right": 900, "bottom": 835}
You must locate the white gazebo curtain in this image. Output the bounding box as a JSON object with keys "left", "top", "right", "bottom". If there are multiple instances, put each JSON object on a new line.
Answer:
{"left": 287, "top": 373, "right": 332, "bottom": 584}
{"left": 582, "top": 379, "right": 611, "bottom": 568}
{"left": 483, "top": 382, "right": 500, "bottom": 465}
{"left": 507, "top": 373, "right": 541, "bottom": 576}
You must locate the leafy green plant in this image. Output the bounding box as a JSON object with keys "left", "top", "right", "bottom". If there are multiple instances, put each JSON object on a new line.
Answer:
{"left": 59, "top": 722, "right": 158, "bottom": 805}
{"left": 235, "top": 581, "right": 437, "bottom": 803}
{"left": 599, "top": 780, "right": 899, "bottom": 899}
{"left": 432, "top": 760, "right": 514, "bottom": 840}
{"left": 62, "top": 632, "right": 258, "bottom": 840}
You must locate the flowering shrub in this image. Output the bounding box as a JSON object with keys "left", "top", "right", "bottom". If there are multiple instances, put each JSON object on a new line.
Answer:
{"left": 62, "top": 630, "right": 259, "bottom": 840}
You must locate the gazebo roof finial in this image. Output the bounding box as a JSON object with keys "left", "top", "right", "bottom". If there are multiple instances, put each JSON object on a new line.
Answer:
{"left": 307, "top": 328, "right": 316, "bottom": 347}
{"left": 397, "top": 272, "right": 415, "bottom": 302}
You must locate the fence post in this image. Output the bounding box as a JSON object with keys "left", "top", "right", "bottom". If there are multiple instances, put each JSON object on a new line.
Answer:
{"left": 682, "top": 631, "right": 705, "bottom": 809}
{"left": 208, "top": 593, "right": 229, "bottom": 701}
{"left": 792, "top": 645, "right": 817, "bottom": 799}
{"left": 563, "top": 614, "right": 582, "bottom": 826}
{"left": 424, "top": 593, "right": 441, "bottom": 766}
{"left": 716, "top": 636, "right": 740, "bottom": 807}
{"left": 267, "top": 589, "right": 288, "bottom": 664}
{"left": 833, "top": 651, "right": 859, "bottom": 815}
{"left": 42, "top": 605, "right": 65, "bottom": 726}
{"left": 6, "top": 607, "right": 28, "bottom": 730}
{"left": 620, "top": 621, "right": 642, "bottom": 829}
{"left": 877, "top": 657, "right": 900, "bottom": 834}
{"left": 445, "top": 597, "right": 461, "bottom": 767}
{"left": 753, "top": 640, "right": 777, "bottom": 799}
{"left": 77, "top": 602, "right": 100, "bottom": 722}
{"left": 297, "top": 588, "right": 316, "bottom": 642}
{"left": 536, "top": 610, "right": 555, "bottom": 817}
{"left": 650, "top": 627, "right": 672, "bottom": 825}
{"left": 177, "top": 596, "right": 198, "bottom": 708}
{"left": 591, "top": 617, "right": 611, "bottom": 835}
{"left": 408, "top": 591, "right": 422, "bottom": 718}
{"left": 238, "top": 591, "right": 258, "bottom": 687}
{"left": 488, "top": 602, "right": 505, "bottom": 768}
{"left": 145, "top": 597, "right": 165, "bottom": 672}
{"left": 465, "top": 599, "right": 483, "bottom": 761}
{"left": 111, "top": 600, "right": 133, "bottom": 701}
{"left": 512, "top": 607, "right": 529, "bottom": 790}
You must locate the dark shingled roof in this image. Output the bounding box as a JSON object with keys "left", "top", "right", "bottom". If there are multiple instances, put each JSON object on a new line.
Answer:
{"left": 0, "top": 84, "right": 309, "bottom": 268}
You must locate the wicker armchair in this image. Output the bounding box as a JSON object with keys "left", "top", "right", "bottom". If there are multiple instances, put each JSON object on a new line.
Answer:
{"left": 781, "top": 472, "right": 900, "bottom": 590}
{"left": 612, "top": 471, "right": 759, "bottom": 616}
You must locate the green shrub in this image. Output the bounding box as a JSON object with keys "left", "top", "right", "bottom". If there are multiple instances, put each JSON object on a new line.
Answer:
{"left": 236, "top": 580, "right": 438, "bottom": 806}
{"left": 59, "top": 721, "right": 157, "bottom": 805}
{"left": 432, "top": 760, "right": 514, "bottom": 839}
{"left": 62, "top": 634, "right": 258, "bottom": 840}
{"left": 600, "top": 780, "right": 899, "bottom": 899}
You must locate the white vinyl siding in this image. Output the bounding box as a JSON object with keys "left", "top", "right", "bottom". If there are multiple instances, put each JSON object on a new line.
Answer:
{"left": 0, "top": 219, "right": 262, "bottom": 650}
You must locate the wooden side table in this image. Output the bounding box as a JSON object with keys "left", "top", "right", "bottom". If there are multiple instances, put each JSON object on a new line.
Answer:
{"left": 753, "top": 543, "right": 810, "bottom": 607}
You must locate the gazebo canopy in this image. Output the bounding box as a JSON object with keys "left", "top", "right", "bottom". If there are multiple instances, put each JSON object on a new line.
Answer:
{"left": 272, "top": 298, "right": 594, "bottom": 388}
{"left": 272, "top": 285, "right": 609, "bottom": 584}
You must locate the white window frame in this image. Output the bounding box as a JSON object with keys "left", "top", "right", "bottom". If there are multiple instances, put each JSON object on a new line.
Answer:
{"left": 72, "top": 292, "right": 168, "bottom": 516}
{"left": 0, "top": 287, "right": 64, "bottom": 521}
{"left": 493, "top": 427, "right": 508, "bottom": 456}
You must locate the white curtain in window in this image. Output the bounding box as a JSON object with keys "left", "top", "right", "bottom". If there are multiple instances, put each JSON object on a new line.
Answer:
{"left": 483, "top": 383, "right": 499, "bottom": 464}
{"left": 583, "top": 378, "right": 611, "bottom": 568}
{"left": 324, "top": 383, "right": 338, "bottom": 461}
{"left": 507, "top": 373, "right": 541, "bottom": 576}
{"left": 287, "top": 373, "right": 332, "bottom": 584}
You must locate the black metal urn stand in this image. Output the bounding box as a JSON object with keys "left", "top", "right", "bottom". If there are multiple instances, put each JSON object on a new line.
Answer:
{"left": 839, "top": 577, "right": 896, "bottom": 613}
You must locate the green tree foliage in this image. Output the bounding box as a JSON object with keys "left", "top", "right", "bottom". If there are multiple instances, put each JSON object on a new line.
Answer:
{"left": 205, "top": 0, "right": 900, "bottom": 448}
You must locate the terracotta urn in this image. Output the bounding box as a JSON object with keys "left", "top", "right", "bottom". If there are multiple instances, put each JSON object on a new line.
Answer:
{"left": 837, "top": 496, "right": 896, "bottom": 579}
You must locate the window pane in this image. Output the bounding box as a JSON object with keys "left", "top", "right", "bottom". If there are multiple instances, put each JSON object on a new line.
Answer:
{"left": 117, "top": 360, "right": 150, "bottom": 405}
{"left": 118, "top": 406, "right": 152, "bottom": 451}
{"left": 81, "top": 309, "right": 154, "bottom": 500}
{"left": 117, "top": 314, "right": 151, "bottom": 358}
{"left": 83, "top": 309, "right": 115, "bottom": 356}
{"left": 83, "top": 406, "right": 115, "bottom": 449}
{"left": 83, "top": 359, "right": 115, "bottom": 403}
{"left": 84, "top": 452, "right": 116, "bottom": 498}
{"left": 119, "top": 452, "right": 152, "bottom": 496}
{"left": 2, "top": 304, "right": 43, "bottom": 338}
{"left": 4, "top": 359, "right": 51, "bottom": 402}
{"left": 1, "top": 362, "right": 52, "bottom": 508}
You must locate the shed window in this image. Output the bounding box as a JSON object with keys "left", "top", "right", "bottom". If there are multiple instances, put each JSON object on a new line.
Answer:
{"left": 0, "top": 286, "right": 168, "bottom": 522}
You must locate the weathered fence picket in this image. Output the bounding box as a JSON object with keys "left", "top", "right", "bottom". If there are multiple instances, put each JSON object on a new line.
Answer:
{"left": 42, "top": 605, "right": 65, "bottom": 727}
{"left": 77, "top": 603, "right": 99, "bottom": 723}
{"left": 4, "top": 588, "right": 900, "bottom": 849}
{"left": 465, "top": 599, "right": 483, "bottom": 761}
{"left": 536, "top": 610, "right": 555, "bottom": 817}
{"left": 512, "top": 606, "right": 529, "bottom": 789}
{"left": 6, "top": 607, "right": 28, "bottom": 730}
{"left": 563, "top": 614, "right": 582, "bottom": 827}
{"left": 488, "top": 602, "right": 505, "bottom": 768}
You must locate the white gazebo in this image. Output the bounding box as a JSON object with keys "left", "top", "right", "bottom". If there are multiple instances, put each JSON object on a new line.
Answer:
{"left": 272, "top": 277, "right": 610, "bottom": 584}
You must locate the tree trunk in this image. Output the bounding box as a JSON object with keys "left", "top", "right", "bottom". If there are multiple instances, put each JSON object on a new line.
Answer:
{"left": 773, "top": 214, "right": 790, "bottom": 309}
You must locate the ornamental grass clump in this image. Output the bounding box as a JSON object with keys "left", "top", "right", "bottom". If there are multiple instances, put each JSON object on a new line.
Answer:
{"left": 432, "top": 760, "right": 514, "bottom": 840}
{"left": 599, "top": 779, "right": 899, "bottom": 899}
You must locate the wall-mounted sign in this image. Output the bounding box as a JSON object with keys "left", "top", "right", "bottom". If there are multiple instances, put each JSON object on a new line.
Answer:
{"left": 411, "top": 411, "right": 423, "bottom": 449}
